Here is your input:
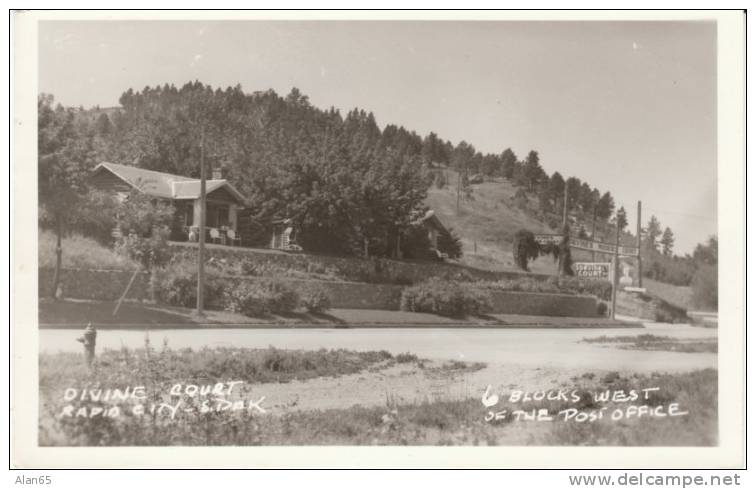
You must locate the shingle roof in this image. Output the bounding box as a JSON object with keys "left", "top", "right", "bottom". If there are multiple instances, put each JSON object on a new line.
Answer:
{"left": 171, "top": 180, "right": 246, "bottom": 203}
{"left": 411, "top": 209, "right": 448, "bottom": 232}
{"left": 93, "top": 162, "right": 246, "bottom": 205}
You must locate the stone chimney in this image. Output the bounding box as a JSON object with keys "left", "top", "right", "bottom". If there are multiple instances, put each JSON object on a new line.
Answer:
{"left": 212, "top": 167, "right": 224, "bottom": 180}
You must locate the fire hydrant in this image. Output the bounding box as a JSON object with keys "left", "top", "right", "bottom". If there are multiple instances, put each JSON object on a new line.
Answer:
{"left": 76, "top": 323, "right": 97, "bottom": 367}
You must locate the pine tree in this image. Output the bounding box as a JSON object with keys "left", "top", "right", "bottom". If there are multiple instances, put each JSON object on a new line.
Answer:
{"left": 615, "top": 206, "right": 628, "bottom": 231}
{"left": 660, "top": 227, "right": 675, "bottom": 256}
{"left": 596, "top": 192, "right": 615, "bottom": 221}
{"left": 523, "top": 150, "right": 545, "bottom": 192}
{"left": 565, "top": 177, "right": 581, "bottom": 213}
{"left": 546, "top": 172, "right": 565, "bottom": 214}
{"left": 645, "top": 215, "right": 662, "bottom": 251}
{"left": 500, "top": 148, "right": 517, "bottom": 180}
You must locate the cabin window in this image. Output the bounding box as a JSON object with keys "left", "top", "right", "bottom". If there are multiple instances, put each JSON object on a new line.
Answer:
{"left": 206, "top": 204, "right": 229, "bottom": 228}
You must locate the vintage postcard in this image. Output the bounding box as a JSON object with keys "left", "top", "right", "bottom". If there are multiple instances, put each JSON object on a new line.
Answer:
{"left": 11, "top": 10, "right": 745, "bottom": 468}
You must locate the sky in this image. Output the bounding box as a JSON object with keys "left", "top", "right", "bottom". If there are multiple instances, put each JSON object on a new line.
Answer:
{"left": 38, "top": 20, "right": 717, "bottom": 254}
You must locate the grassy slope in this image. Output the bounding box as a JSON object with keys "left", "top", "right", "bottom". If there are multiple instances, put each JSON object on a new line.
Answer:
{"left": 643, "top": 278, "right": 697, "bottom": 312}
{"left": 39, "top": 229, "right": 137, "bottom": 270}
{"left": 425, "top": 172, "right": 702, "bottom": 312}
{"left": 425, "top": 171, "right": 594, "bottom": 274}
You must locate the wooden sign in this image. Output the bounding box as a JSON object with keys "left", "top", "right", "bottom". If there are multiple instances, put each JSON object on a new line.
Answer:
{"left": 534, "top": 234, "right": 639, "bottom": 257}
{"left": 533, "top": 234, "right": 564, "bottom": 246}
{"left": 573, "top": 262, "right": 611, "bottom": 280}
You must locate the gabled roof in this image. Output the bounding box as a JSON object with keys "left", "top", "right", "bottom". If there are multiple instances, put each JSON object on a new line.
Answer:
{"left": 93, "top": 162, "right": 246, "bottom": 205}
{"left": 411, "top": 209, "right": 448, "bottom": 232}
{"left": 171, "top": 180, "right": 246, "bottom": 203}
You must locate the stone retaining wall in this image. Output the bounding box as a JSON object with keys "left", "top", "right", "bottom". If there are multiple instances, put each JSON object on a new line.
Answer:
{"left": 40, "top": 267, "right": 598, "bottom": 317}
{"left": 220, "top": 276, "right": 405, "bottom": 311}
{"left": 168, "top": 242, "right": 552, "bottom": 285}
{"left": 488, "top": 291, "right": 598, "bottom": 317}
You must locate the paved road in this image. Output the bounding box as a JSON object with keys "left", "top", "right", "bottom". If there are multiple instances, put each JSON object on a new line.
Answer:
{"left": 40, "top": 322, "right": 717, "bottom": 373}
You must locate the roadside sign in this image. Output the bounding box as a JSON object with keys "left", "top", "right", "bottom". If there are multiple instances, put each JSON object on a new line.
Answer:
{"left": 573, "top": 262, "right": 611, "bottom": 280}
{"left": 570, "top": 238, "right": 639, "bottom": 256}
{"left": 534, "top": 234, "right": 639, "bottom": 257}
{"left": 533, "top": 234, "right": 564, "bottom": 246}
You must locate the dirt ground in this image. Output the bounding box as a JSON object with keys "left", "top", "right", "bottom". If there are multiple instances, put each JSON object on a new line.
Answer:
{"left": 240, "top": 359, "right": 592, "bottom": 414}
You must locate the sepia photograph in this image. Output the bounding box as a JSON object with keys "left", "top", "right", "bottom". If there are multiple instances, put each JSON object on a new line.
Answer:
{"left": 10, "top": 10, "right": 746, "bottom": 469}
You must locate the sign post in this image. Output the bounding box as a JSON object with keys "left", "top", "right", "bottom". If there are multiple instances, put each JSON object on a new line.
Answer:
{"left": 636, "top": 200, "right": 643, "bottom": 287}
{"left": 610, "top": 219, "right": 620, "bottom": 320}
{"left": 562, "top": 185, "right": 569, "bottom": 229}
{"left": 195, "top": 128, "right": 206, "bottom": 318}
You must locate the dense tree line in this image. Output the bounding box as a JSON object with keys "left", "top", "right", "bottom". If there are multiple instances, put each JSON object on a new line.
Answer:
{"left": 40, "top": 82, "right": 713, "bottom": 293}
{"left": 42, "top": 82, "right": 611, "bottom": 256}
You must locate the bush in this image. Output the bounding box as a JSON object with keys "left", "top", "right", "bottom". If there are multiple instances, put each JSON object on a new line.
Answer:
{"left": 400, "top": 280, "right": 492, "bottom": 317}
{"left": 395, "top": 352, "right": 419, "bottom": 363}
{"left": 487, "top": 277, "right": 560, "bottom": 294}
{"left": 115, "top": 227, "right": 171, "bottom": 270}
{"left": 691, "top": 264, "right": 717, "bottom": 310}
{"left": 222, "top": 279, "right": 299, "bottom": 317}
{"left": 69, "top": 190, "right": 120, "bottom": 244}
{"left": 597, "top": 302, "right": 608, "bottom": 317}
{"left": 150, "top": 260, "right": 227, "bottom": 308}
{"left": 513, "top": 188, "right": 529, "bottom": 209}
{"left": 512, "top": 229, "right": 540, "bottom": 271}
{"left": 653, "top": 298, "right": 689, "bottom": 324}
{"left": 116, "top": 190, "right": 174, "bottom": 238}
{"left": 557, "top": 276, "right": 613, "bottom": 301}
{"left": 476, "top": 276, "right": 612, "bottom": 301}
{"left": 298, "top": 283, "right": 332, "bottom": 313}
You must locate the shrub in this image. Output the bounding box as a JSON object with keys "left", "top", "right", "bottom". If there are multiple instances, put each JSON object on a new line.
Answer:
{"left": 512, "top": 229, "right": 540, "bottom": 271}
{"left": 116, "top": 190, "right": 174, "bottom": 238}
{"left": 150, "top": 260, "right": 227, "bottom": 308}
{"left": 557, "top": 277, "right": 613, "bottom": 301}
{"left": 298, "top": 283, "right": 332, "bottom": 313}
{"left": 475, "top": 276, "right": 612, "bottom": 301}
{"left": 395, "top": 352, "right": 419, "bottom": 363}
{"left": 513, "top": 188, "right": 529, "bottom": 210}
{"left": 691, "top": 264, "right": 717, "bottom": 310}
{"left": 115, "top": 227, "right": 171, "bottom": 270}
{"left": 222, "top": 279, "right": 299, "bottom": 317}
{"left": 69, "top": 190, "right": 120, "bottom": 244}
{"left": 653, "top": 298, "right": 689, "bottom": 324}
{"left": 400, "top": 280, "right": 492, "bottom": 317}
{"left": 597, "top": 302, "right": 608, "bottom": 317}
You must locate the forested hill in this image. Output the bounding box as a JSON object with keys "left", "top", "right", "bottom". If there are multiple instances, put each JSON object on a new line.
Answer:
{"left": 44, "top": 81, "right": 631, "bottom": 260}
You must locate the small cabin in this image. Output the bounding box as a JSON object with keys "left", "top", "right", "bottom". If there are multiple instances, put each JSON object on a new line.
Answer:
{"left": 91, "top": 162, "right": 248, "bottom": 244}
{"left": 408, "top": 209, "right": 451, "bottom": 260}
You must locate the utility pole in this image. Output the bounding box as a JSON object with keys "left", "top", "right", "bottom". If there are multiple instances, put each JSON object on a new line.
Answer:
{"left": 636, "top": 200, "right": 643, "bottom": 288}
{"left": 562, "top": 185, "right": 569, "bottom": 230}
{"left": 456, "top": 170, "right": 461, "bottom": 213}
{"left": 591, "top": 202, "right": 598, "bottom": 262}
{"left": 610, "top": 216, "right": 620, "bottom": 320}
{"left": 195, "top": 128, "right": 206, "bottom": 317}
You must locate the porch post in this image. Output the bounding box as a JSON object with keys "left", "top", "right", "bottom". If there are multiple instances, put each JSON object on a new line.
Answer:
{"left": 229, "top": 204, "right": 238, "bottom": 230}
{"left": 192, "top": 199, "right": 202, "bottom": 227}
